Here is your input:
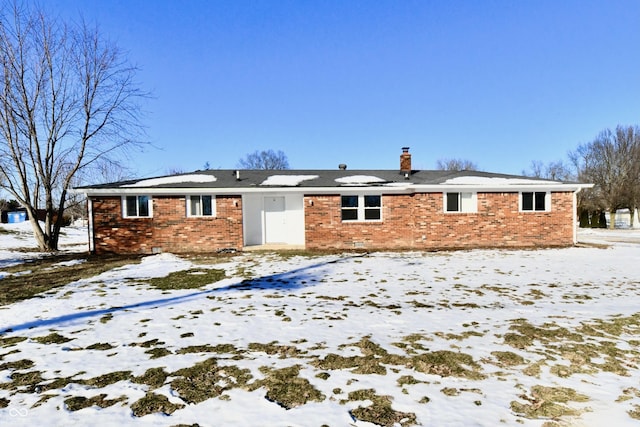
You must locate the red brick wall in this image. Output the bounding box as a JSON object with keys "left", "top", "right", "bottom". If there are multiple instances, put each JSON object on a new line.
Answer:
{"left": 304, "top": 192, "right": 575, "bottom": 250}
{"left": 90, "top": 195, "right": 243, "bottom": 254}
{"left": 90, "top": 191, "right": 575, "bottom": 253}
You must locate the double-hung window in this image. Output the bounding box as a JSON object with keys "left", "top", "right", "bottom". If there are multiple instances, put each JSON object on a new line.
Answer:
{"left": 123, "top": 195, "right": 151, "bottom": 218}
{"left": 521, "top": 192, "right": 549, "bottom": 212}
{"left": 444, "top": 192, "right": 476, "bottom": 213}
{"left": 341, "top": 195, "right": 382, "bottom": 221}
{"left": 187, "top": 195, "right": 216, "bottom": 217}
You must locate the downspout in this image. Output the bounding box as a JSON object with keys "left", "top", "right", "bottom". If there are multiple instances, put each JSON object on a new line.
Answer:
{"left": 573, "top": 188, "right": 581, "bottom": 245}
{"left": 87, "top": 197, "right": 95, "bottom": 254}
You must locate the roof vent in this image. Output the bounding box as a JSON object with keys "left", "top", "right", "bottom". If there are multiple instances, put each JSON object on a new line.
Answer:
{"left": 338, "top": 164, "right": 347, "bottom": 170}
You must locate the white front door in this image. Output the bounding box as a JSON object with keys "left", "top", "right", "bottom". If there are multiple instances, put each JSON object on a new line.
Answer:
{"left": 264, "top": 196, "right": 287, "bottom": 243}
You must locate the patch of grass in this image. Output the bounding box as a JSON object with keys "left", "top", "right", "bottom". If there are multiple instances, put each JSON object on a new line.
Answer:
{"left": 408, "top": 350, "right": 486, "bottom": 380}
{"left": 86, "top": 342, "right": 114, "bottom": 351}
{"left": 146, "top": 268, "right": 226, "bottom": 290}
{"left": 171, "top": 358, "right": 252, "bottom": 404}
{"left": 33, "top": 332, "right": 72, "bottom": 344}
{"left": 491, "top": 351, "right": 526, "bottom": 367}
{"left": 131, "top": 392, "right": 184, "bottom": 417}
{"left": 145, "top": 347, "right": 172, "bottom": 359}
{"left": 0, "top": 397, "right": 9, "bottom": 408}
{"left": 253, "top": 365, "right": 324, "bottom": 409}
{"left": 506, "top": 320, "right": 583, "bottom": 350}
{"left": 313, "top": 352, "right": 387, "bottom": 375}
{"left": 397, "top": 375, "right": 422, "bottom": 386}
{"left": 0, "top": 336, "right": 27, "bottom": 348}
{"left": 64, "top": 394, "right": 127, "bottom": 411}
{"left": 1, "top": 370, "right": 43, "bottom": 389}
{"left": 82, "top": 370, "right": 132, "bottom": 388}
{"left": 510, "top": 385, "right": 589, "bottom": 419}
{"left": 132, "top": 367, "right": 168, "bottom": 390}
{"left": 629, "top": 405, "right": 640, "bottom": 420}
{"left": 177, "top": 343, "right": 239, "bottom": 354}
{"left": 248, "top": 342, "right": 306, "bottom": 359}
{"left": 346, "top": 389, "right": 417, "bottom": 427}
{"left": 0, "top": 254, "right": 144, "bottom": 306}
{"left": 99, "top": 313, "right": 113, "bottom": 324}
{"left": 0, "top": 358, "right": 34, "bottom": 370}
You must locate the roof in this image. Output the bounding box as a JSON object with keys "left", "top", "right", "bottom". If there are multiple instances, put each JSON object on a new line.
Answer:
{"left": 75, "top": 169, "right": 591, "bottom": 195}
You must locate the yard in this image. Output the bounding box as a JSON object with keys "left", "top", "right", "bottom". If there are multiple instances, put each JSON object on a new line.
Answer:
{"left": 1, "top": 221, "right": 640, "bottom": 426}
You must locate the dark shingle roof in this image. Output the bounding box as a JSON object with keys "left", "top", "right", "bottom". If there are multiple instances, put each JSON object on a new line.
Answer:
{"left": 78, "top": 168, "right": 565, "bottom": 190}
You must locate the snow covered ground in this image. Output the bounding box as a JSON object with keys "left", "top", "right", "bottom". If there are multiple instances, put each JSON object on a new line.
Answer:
{"left": 0, "top": 222, "right": 639, "bottom": 426}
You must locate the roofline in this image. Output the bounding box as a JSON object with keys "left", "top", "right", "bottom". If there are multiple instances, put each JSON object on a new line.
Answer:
{"left": 73, "top": 182, "right": 593, "bottom": 197}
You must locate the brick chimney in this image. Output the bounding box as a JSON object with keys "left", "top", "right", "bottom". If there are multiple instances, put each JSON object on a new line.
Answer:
{"left": 400, "top": 147, "right": 411, "bottom": 173}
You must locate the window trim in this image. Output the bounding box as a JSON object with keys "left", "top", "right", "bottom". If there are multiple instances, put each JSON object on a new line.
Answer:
{"left": 341, "top": 194, "right": 382, "bottom": 222}
{"left": 122, "top": 195, "right": 152, "bottom": 218}
{"left": 443, "top": 192, "right": 477, "bottom": 213}
{"left": 520, "top": 191, "right": 550, "bottom": 212}
{"left": 186, "top": 195, "right": 217, "bottom": 217}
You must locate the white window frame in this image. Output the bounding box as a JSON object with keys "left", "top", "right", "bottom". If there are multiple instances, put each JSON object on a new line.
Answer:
{"left": 186, "top": 195, "right": 216, "bottom": 217}
{"left": 444, "top": 192, "right": 477, "bottom": 213}
{"left": 520, "top": 191, "right": 550, "bottom": 212}
{"left": 122, "top": 195, "right": 152, "bottom": 218}
{"left": 341, "top": 194, "right": 382, "bottom": 222}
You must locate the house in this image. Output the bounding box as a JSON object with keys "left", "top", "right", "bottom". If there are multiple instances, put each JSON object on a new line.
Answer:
{"left": 75, "top": 148, "right": 591, "bottom": 254}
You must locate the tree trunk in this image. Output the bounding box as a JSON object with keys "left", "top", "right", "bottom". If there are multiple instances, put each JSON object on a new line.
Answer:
{"left": 609, "top": 210, "right": 616, "bottom": 229}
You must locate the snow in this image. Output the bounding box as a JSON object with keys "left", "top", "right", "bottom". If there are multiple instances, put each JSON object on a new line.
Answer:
{"left": 335, "top": 175, "right": 386, "bottom": 185}
{"left": 1, "top": 223, "right": 640, "bottom": 426}
{"left": 122, "top": 174, "right": 217, "bottom": 187}
{"left": 443, "top": 176, "right": 559, "bottom": 185}
{"left": 260, "top": 175, "right": 319, "bottom": 186}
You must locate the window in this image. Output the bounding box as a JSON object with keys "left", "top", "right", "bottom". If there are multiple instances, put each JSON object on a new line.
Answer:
{"left": 341, "top": 195, "right": 381, "bottom": 221}
{"left": 123, "top": 195, "right": 151, "bottom": 218}
{"left": 444, "top": 192, "right": 476, "bottom": 213}
{"left": 521, "top": 192, "right": 548, "bottom": 211}
{"left": 187, "top": 195, "right": 216, "bottom": 217}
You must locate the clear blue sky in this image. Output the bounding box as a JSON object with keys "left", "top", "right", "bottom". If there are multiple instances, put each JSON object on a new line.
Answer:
{"left": 50, "top": 0, "right": 640, "bottom": 177}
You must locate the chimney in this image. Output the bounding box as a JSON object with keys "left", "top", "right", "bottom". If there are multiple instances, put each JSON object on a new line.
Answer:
{"left": 400, "top": 147, "right": 411, "bottom": 173}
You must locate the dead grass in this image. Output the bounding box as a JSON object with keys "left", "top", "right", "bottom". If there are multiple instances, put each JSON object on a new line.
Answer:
{"left": 253, "top": 365, "right": 324, "bottom": 409}
{"left": 131, "top": 392, "right": 184, "bottom": 417}
{"left": 64, "top": 394, "right": 127, "bottom": 411}
{"left": 145, "top": 268, "right": 226, "bottom": 290}
{"left": 510, "top": 385, "right": 589, "bottom": 419}
{"left": 171, "top": 358, "right": 252, "bottom": 404}
{"left": 345, "top": 389, "right": 417, "bottom": 427}
{"left": 0, "top": 254, "right": 144, "bottom": 306}
{"left": 132, "top": 367, "right": 169, "bottom": 390}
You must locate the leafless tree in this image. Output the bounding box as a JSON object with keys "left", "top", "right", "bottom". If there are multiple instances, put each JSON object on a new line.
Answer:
{"left": 570, "top": 125, "right": 640, "bottom": 228}
{"left": 0, "top": 3, "right": 147, "bottom": 250}
{"left": 238, "top": 149, "right": 290, "bottom": 170}
{"left": 523, "top": 160, "right": 574, "bottom": 181}
{"left": 435, "top": 158, "right": 478, "bottom": 171}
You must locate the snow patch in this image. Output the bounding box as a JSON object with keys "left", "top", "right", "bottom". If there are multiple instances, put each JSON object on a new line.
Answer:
{"left": 260, "top": 175, "right": 319, "bottom": 186}
{"left": 335, "top": 175, "right": 386, "bottom": 185}
{"left": 443, "top": 176, "right": 558, "bottom": 185}
{"left": 122, "top": 174, "right": 217, "bottom": 187}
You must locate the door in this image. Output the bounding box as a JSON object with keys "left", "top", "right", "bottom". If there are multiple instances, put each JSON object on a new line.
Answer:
{"left": 264, "top": 196, "right": 287, "bottom": 243}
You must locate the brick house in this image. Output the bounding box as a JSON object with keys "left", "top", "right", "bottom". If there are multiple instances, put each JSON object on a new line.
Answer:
{"left": 76, "top": 148, "right": 591, "bottom": 254}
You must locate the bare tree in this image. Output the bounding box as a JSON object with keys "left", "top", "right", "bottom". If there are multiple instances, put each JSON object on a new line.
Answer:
{"left": 523, "top": 160, "right": 574, "bottom": 181}
{"left": 570, "top": 125, "right": 640, "bottom": 228}
{"left": 435, "top": 158, "right": 478, "bottom": 171}
{"left": 0, "top": 3, "right": 147, "bottom": 250}
{"left": 238, "top": 149, "right": 290, "bottom": 170}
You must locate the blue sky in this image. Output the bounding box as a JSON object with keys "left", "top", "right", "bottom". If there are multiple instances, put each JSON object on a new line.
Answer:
{"left": 50, "top": 0, "right": 640, "bottom": 177}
